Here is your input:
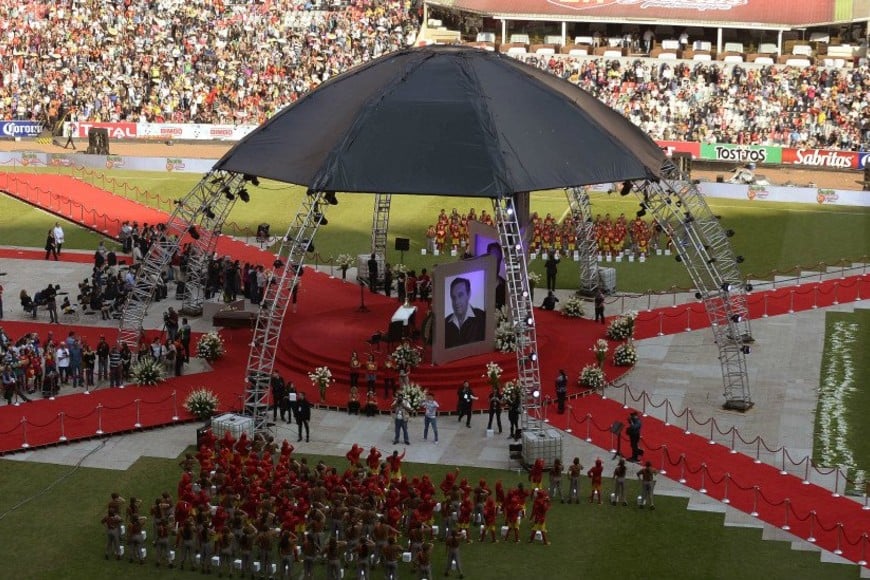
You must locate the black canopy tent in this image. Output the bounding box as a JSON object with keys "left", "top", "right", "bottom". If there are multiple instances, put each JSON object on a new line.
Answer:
{"left": 213, "top": 45, "right": 666, "bottom": 195}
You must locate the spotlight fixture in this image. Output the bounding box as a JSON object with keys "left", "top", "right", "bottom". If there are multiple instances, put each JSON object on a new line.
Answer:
{"left": 506, "top": 207, "right": 514, "bottom": 216}
{"left": 707, "top": 257, "right": 717, "bottom": 264}
{"left": 735, "top": 255, "right": 744, "bottom": 264}
{"left": 714, "top": 214, "right": 722, "bottom": 220}
{"left": 313, "top": 212, "right": 328, "bottom": 226}
{"left": 204, "top": 207, "right": 216, "bottom": 219}
{"left": 721, "top": 282, "right": 733, "bottom": 292}
{"left": 223, "top": 185, "right": 235, "bottom": 201}
{"left": 741, "top": 345, "right": 751, "bottom": 355}
{"left": 675, "top": 200, "right": 683, "bottom": 207}
{"left": 243, "top": 174, "right": 260, "bottom": 186}
{"left": 684, "top": 213, "right": 694, "bottom": 224}
{"left": 525, "top": 316, "right": 534, "bottom": 326}
{"left": 619, "top": 181, "right": 633, "bottom": 196}
{"left": 694, "top": 292, "right": 703, "bottom": 300}
{"left": 238, "top": 188, "right": 250, "bottom": 203}
{"left": 532, "top": 389, "right": 541, "bottom": 399}
{"left": 675, "top": 255, "right": 683, "bottom": 262}
{"left": 745, "top": 283, "right": 754, "bottom": 292}
{"left": 301, "top": 239, "right": 314, "bottom": 253}
{"left": 173, "top": 199, "right": 184, "bottom": 206}
{"left": 273, "top": 259, "right": 284, "bottom": 269}
{"left": 725, "top": 229, "right": 735, "bottom": 238}
{"left": 730, "top": 314, "right": 743, "bottom": 323}
{"left": 188, "top": 225, "right": 200, "bottom": 240}
{"left": 529, "top": 352, "right": 538, "bottom": 362}
{"left": 323, "top": 191, "right": 338, "bottom": 205}
{"left": 636, "top": 209, "right": 646, "bottom": 218}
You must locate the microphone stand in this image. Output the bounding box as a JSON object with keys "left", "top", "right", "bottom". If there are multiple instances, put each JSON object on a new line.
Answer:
{"left": 357, "top": 279, "right": 370, "bottom": 313}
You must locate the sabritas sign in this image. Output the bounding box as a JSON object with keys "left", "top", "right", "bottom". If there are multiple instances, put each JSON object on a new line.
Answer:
{"left": 782, "top": 148, "right": 859, "bottom": 170}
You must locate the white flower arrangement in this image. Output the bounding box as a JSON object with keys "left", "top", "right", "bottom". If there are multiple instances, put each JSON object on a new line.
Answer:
{"left": 579, "top": 364, "right": 606, "bottom": 391}
{"left": 391, "top": 342, "right": 422, "bottom": 369}
{"left": 593, "top": 338, "right": 609, "bottom": 368}
{"left": 502, "top": 379, "right": 523, "bottom": 405}
{"left": 484, "top": 361, "right": 503, "bottom": 389}
{"left": 607, "top": 311, "right": 638, "bottom": 341}
{"left": 308, "top": 366, "right": 334, "bottom": 401}
{"left": 131, "top": 357, "right": 165, "bottom": 386}
{"left": 184, "top": 388, "right": 220, "bottom": 420}
{"left": 398, "top": 382, "right": 429, "bottom": 411}
{"left": 393, "top": 263, "right": 407, "bottom": 274}
{"left": 613, "top": 343, "right": 638, "bottom": 367}
{"left": 494, "top": 307, "right": 517, "bottom": 352}
{"left": 561, "top": 296, "right": 586, "bottom": 318}
{"left": 334, "top": 253, "right": 354, "bottom": 269}
{"left": 527, "top": 271, "right": 542, "bottom": 286}
{"left": 196, "top": 331, "right": 225, "bottom": 362}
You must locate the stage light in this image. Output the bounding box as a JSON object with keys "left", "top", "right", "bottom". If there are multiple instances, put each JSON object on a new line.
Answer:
{"left": 313, "top": 212, "right": 328, "bottom": 226}
{"left": 532, "top": 389, "right": 541, "bottom": 399}
{"left": 636, "top": 209, "right": 646, "bottom": 218}
{"left": 273, "top": 259, "right": 284, "bottom": 269}
{"left": 675, "top": 255, "right": 682, "bottom": 262}
{"left": 529, "top": 352, "right": 538, "bottom": 362}
{"left": 301, "top": 239, "right": 314, "bottom": 253}
{"left": 526, "top": 316, "right": 534, "bottom": 326}
{"left": 707, "top": 257, "right": 717, "bottom": 264}
{"left": 735, "top": 255, "right": 744, "bottom": 264}
{"left": 684, "top": 213, "right": 694, "bottom": 224}
{"left": 675, "top": 199, "right": 683, "bottom": 207}
{"left": 741, "top": 345, "right": 751, "bottom": 355}
{"left": 223, "top": 185, "right": 235, "bottom": 201}
{"left": 745, "top": 283, "right": 754, "bottom": 292}
{"left": 204, "top": 207, "right": 216, "bottom": 219}
{"left": 244, "top": 174, "right": 260, "bottom": 186}
{"left": 515, "top": 244, "right": 522, "bottom": 252}
{"left": 238, "top": 188, "right": 250, "bottom": 203}
{"left": 721, "top": 282, "right": 733, "bottom": 292}
{"left": 725, "top": 229, "right": 735, "bottom": 238}
{"left": 522, "top": 291, "right": 529, "bottom": 298}
{"left": 324, "top": 191, "right": 338, "bottom": 205}
{"left": 506, "top": 207, "right": 514, "bottom": 216}
{"left": 730, "top": 314, "right": 743, "bottom": 323}
{"left": 173, "top": 199, "right": 184, "bottom": 206}
{"left": 619, "top": 181, "right": 632, "bottom": 196}
{"left": 694, "top": 292, "right": 703, "bottom": 300}
{"left": 188, "top": 225, "right": 200, "bottom": 240}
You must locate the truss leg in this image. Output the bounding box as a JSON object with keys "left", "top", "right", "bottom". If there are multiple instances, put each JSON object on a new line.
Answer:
{"left": 117, "top": 171, "right": 245, "bottom": 347}
{"left": 634, "top": 160, "right": 753, "bottom": 410}
{"left": 566, "top": 187, "right": 600, "bottom": 295}
{"left": 493, "top": 196, "right": 544, "bottom": 433}
{"left": 243, "top": 191, "right": 327, "bottom": 434}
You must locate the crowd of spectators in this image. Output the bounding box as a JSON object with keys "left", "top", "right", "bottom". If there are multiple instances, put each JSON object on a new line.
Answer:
{"left": 520, "top": 56, "right": 870, "bottom": 151}
{"left": 1, "top": 1, "right": 867, "bottom": 152}
{"left": 0, "top": 0, "right": 420, "bottom": 127}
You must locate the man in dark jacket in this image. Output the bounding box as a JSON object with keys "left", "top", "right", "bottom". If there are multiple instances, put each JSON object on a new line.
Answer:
{"left": 295, "top": 392, "right": 312, "bottom": 442}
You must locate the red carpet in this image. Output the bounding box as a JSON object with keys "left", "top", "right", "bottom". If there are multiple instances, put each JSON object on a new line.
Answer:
{"left": 542, "top": 395, "right": 870, "bottom": 566}
{"left": 0, "top": 172, "right": 274, "bottom": 266}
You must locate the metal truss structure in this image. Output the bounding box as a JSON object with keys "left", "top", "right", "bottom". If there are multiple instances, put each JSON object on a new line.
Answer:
{"left": 243, "top": 191, "right": 327, "bottom": 433}
{"left": 492, "top": 196, "right": 545, "bottom": 432}
{"left": 566, "top": 187, "right": 600, "bottom": 295}
{"left": 117, "top": 171, "right": 246, "bottom": 347}
{"left": 632, "top": 160, "right": 754, "bottom": 410}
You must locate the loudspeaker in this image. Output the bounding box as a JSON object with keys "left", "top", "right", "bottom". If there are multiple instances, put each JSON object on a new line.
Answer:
{"left": 672, "top": 152, "right": 692, "bottom": 178}
{"left": 864, "top": 166, "right": 870, "bottom": 192}
{"left": 395, "top": 237, "right": 410, "bottom": 252}
{"left": 716, "top": 175, "right": 725, "bottom": 183}
{"left": 86, "top": 128, "right": 110, "bottom": 155}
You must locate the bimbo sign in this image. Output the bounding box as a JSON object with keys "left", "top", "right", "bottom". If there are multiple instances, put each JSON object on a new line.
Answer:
{"left": 782, "top": 148, "right": 858, "bottom": 170}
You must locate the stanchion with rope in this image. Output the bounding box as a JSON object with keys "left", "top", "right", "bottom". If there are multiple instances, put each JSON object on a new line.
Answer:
{"left": 622, "top": 387, "right": 629, "bottom": 410}
{"left": 754, "top": 438, "right": 762, "bottom": 464}
{"left": 762, "top": 293, "right": 769, "bottom": 318}
{"left": 657, "top": 312, "right": 664, "bottom": 336}
{"left": 659, "top": 444, "right": 668, "bottom": 476}
{"left": 833, "top": 468, "right": 841, "bottom": 498}
{"left": 678, "top": 453, "right": 687, "bottom": 484}
{"left": 782, "top": 499, "right": 791, "bottom": 531}
{"left": 585, "top": 413, "right": 592, "bottom": 443}
{"left": 750, "top": 486, "right": 760, "bottom": 517}
{"left": 807, "top": 511, "right": 817, "bottom": 543}
{"left": 59, "top": 412, "right": 67, "bottom": 442}
{"left": 708, "top": 420, "right": 716, "bottom": 445}
{"left": 803, "top": 459, "right": 811, "bottom": 486}
{"left": 21, "top": 417, "right": 29, "bottom": 449}
{"left": 833, "top": 282, "right": 840, "bottom": 305}
{"left": 864, "top": 483, "right": 870, "bottom": 510}
{"left": 699, "top": 464, "right": 707, "bottom": 494}
{"left": 684, "top": 308, "right": 691, "bottom": 332}
{"left": 788, "top": 289, "right": 795, "bottom": 313}
{"left": 641, "top": 393, "right": 649, "bottom": 417}
{"left": 134, "top": 399, "right": 143, "bottom": 429}
{"left": 834, "top": 523, "right": 844, "bottom": 556}
{"left": 663, "top": 402, "right": 670, "bottom": 426}
{"left": 96, "top": 404, "right": 104, "bottom": 435}
{"left": 729, "top": 428, "right": 738, "bottom": 454}
{"left": 779, "top": 448, "right": 788, "bottom": 475}
{"left": 859, "top": 533, "right": 868, "bottom": 566}
{"left": 722, "top": 473, "right": 731, "bottom": 504}
{"left": 684, "top": 408, "right": 691, "bottom": 435}
{"left": 172, "top": 391, "right": 180, "bottom": 422}
{"left": 811, "top": 285, "right": 818, "bottom": 309}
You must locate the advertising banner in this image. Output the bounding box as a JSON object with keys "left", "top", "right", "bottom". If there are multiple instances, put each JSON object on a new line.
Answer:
{"left": 135, "top": 123, "right": 258, "bottom": 141}
{"left": 700, "top": 143, "right": 782, "bottom": 165}
{"left": 72, "top": 122, "right": 138, "bottom": 139}
{"left": 657, "top": 140, "right": 701, "bottom": 158}
{"left": 781, "top": 148, "right": 859, "bottom": 170}
{"left": 0, "top": 120, "right": 44, "bottom": 138}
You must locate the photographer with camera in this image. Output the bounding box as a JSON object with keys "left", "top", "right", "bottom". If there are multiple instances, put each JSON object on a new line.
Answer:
{"left": 392, "top": 393, "right": 412, "bottom": 446}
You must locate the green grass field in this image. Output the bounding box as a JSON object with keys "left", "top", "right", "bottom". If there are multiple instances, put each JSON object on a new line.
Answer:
{"left": 0, "top": 450, "right": 856, "bottom": 580}
{"left": 814, "top": 309, "right": 870, "bottom": 493}
{"left": 2, "top": 166, "right": 869, "bottom": 293}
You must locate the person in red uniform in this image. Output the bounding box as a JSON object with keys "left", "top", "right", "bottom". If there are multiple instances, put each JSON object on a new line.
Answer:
{"left": 528, "top": 491, "right": 552, "bottom": 545}
{"left": 479, "top": 497, "right": 499, "bottom": 543}
{"left": 366, "top": 446, "right": 382, "bottom": 474}
{"left": 386, "top": 448, "right": 406, "bottom": 480}
{"left": 587, "top": 458, "right": 604, "bottom": 504}
{"left": 346, "top": 443, "right": 363, "bottom": 471}
{"left": 528, "top": 458, "right": 545, "bottom": 491}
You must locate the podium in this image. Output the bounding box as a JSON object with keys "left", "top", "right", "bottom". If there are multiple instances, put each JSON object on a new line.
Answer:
{"left": 388, "top": 304, "right": 417, "bottom": 346}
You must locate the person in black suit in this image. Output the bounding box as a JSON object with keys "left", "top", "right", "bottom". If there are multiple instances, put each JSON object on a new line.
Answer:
{"left": 367, "top": 253, "right": 378, "bottom": 293}
{"left": 295, "top": 392, "right": 311, "bottom": 442}
{"left": 444, "top": 277, "right": 486, "bottom": 348}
